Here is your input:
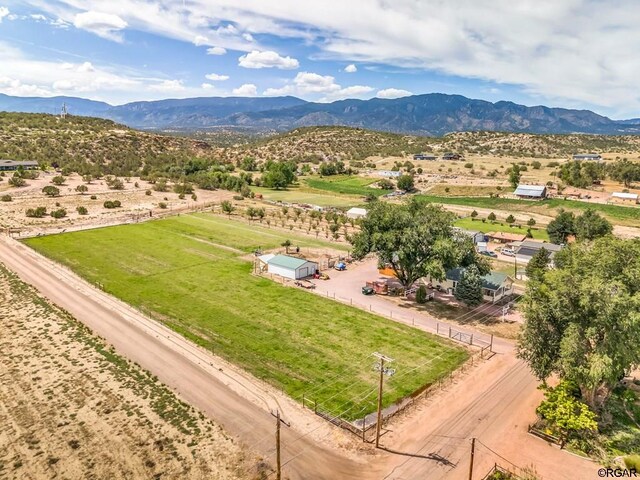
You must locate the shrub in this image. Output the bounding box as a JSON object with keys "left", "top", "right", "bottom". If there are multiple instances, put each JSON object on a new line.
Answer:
{"left": 76, "top": 206, "right": 88, "bottom": 215}
{"left": 50, "top": 208, "right": 67, "bottom": 219}
{"left": 233, "top": 195, "right": 244, "bottom": 201}
{"left": 470, "top": 210, "right": 478, "bottom": 218}
{"left": 153, "top": 181, "right": 168, "bottom": 192}
{"left": 178, "top": 193, "right": 185, "bottom": 199}
{"left": 624, "top": 455, "right": 640, "bottom": 471}
{"left": 488, "top": 212, "right": 497, "bottom": 221}
{"left": 158, "top": 202, "right": 168, "bottom": 209}
{"left": 531, "top": 161, "right": 542, "bottom": 169}
{"left": 1, "top": 194, "right": 11, "bottom": 202}
{"left": 26, "top": 206, "right": 47, "bottom": 218}
{"left": 145, "top": 189, "right": 152, "bottom": 196}
{"left": 8, "top": 176, "right": 26, "bottom": 187}
{"left": 191, "top": 193, "right": 197, "bottom": 201}
{"left": 108, "top": 178, "right": 125, "bottom": 190}
{"left": 103, "top": 200, "right": 122, "bottom": 209}
{"left": 42, "top": 185, "right": 60, "bottom": 197}
{"left": 90, "top": 195, "right": 97, "bottom": 200}
{"left": 75, "top": 185, "right": 88, "bottom": 194}
{"left": 51, "top": 175, "right": 66, "bottom": 186}
{"left": 506, "top": 214, "right": 515, "bottom": 224}
{"left": 415, "top": 285, "right": 428, "bottom": 304}
{"left": 464, "top": 162, "right": 473, "bottom": 169}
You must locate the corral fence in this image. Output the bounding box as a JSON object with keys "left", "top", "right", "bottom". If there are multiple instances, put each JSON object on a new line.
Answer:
{"left": 436, "top": 322, "right": 494, "bottom": 356}
{"left": 301, "top": 348, "right": 488, "bottom": 442}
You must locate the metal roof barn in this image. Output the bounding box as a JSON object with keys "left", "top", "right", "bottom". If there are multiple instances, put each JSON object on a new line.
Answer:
{"left": 265, "top": 255, "right": 318, "bottom": 280}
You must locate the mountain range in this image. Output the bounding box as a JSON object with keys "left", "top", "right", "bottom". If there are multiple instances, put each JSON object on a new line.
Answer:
{"left": 1, "top": 92, "right": 639, "bottom": 136}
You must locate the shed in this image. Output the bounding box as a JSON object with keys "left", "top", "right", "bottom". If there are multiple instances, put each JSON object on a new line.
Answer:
{"left": 0, "top": 159, "right": 39, "bottom": 171}
{"left": 454, "top": 228, "right": 486, "bottom": 244}
{"left": 610, "top": 192, "right": 639, "bottom": 205}
{"left": 513, "top": 184, "right": 547, "bottom": 199}
{"left": 572, "top": 153, "right": 602, "bottom": 161}
{"left": 346, "top": 207, "right": 367, "bottom": 219}
{"left": 265, "top": 255, "right": 318, "bottom": 280}
{"left": 413, "top": 154, "right": 436, "bottom": 160}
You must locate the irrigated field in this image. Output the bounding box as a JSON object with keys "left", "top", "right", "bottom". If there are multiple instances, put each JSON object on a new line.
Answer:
{"left": 454, "top": 217, "right": 550, "bottom": 241}
{"left": 304, "top": 176, "right": 386, "bottom": 197}
{"left": 24, "top": 214, "right": 467, "bottom": 420}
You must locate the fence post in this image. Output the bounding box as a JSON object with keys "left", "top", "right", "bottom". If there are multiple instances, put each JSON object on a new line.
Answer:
{"left": 314, "top": 400, "right": 317, "bottom": 414}
{"left": 362, "top": 418, "right": 366, "bottom": 443}
{"left": 470, "top": 333, "right": 474, "bottom": 345}
{"left": 302, "top": 394, "right": 305, "bottom": 408}
{"left": 448, "top": 326, "right": 452, "bottom": 338}
{"left": 490, "top": 334, "right": 494, "bottom": 353}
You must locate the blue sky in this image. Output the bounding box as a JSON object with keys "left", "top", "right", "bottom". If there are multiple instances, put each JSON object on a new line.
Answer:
{"left": 0, "top": 1, "right": 639, "bottom": 119}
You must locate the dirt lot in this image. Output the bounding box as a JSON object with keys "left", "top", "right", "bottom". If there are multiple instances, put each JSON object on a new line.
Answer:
{"left": 0, "top": 263, "right": 255, "bottom": 480}
{"left": 0, "top": 172, "right": 234, "bottom": 233}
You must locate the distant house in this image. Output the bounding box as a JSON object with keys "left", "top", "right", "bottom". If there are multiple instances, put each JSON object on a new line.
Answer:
{"left": 486, "top": 232, "right": 527, "bottom": 243}
{"left": 609, "top": 192, "right": 639, "bottom": 205}
{"left": 0, "top": 159, "right": 39, "bottom": 171}
{"left": 430, "top": 268, "right": 514, "bottom": 304}
{"left": 346, "top": 207, "right": 367, "bottom": 219}
{"left": 513, "top": 184, "right": 547, "bottom": 200}
{"left": 413, "top": 154, "right": 437, "bottom": 160}
{"left": 442, "top": 153, "right": 462, "bottom": 161}
{"left": 572, "top": 153, "right": 602, "bottom": 161}
{"left": 515, "top": 240, "right": 563, "bottom": 264}
{"left": 259, "top": 254, "right": 318, "bottom": 280}
{"left": 377, "top": 170, "right": 402, "bottom": 178}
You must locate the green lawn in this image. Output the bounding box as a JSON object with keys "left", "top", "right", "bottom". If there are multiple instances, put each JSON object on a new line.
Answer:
{"left": 417, "top": 195, "right": 640, "bottom": 226}
{"left": 304, "top": 175, "right": 386, "bottom": 197}
{"left": 24, "top": 214, "right": 467, "bottom": 420}
{"left": 454, "top": 217, "right": 550, "bottom": 241}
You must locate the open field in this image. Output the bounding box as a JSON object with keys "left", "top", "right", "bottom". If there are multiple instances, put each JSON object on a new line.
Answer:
{"left": 252, "top": 185, "right": 360, "bottom": 207}
{"left": 0, "top": 263, "right": 251, "bottom": 480}
{"left": 417, "top": 194, "right": 640, "bottom": 226}
{"left": 454, "top": 217, "right": 550, "bottom": 241}
{"left": 24, "top": 214, "right": 468, "bottom": 420}
{"left": 304, "top": 176, "right": 386, "bottom": 197}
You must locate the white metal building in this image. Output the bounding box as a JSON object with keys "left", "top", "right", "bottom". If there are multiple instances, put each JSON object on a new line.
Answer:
{"left": 263, "top": 254, "right": 318, "bottom": 280}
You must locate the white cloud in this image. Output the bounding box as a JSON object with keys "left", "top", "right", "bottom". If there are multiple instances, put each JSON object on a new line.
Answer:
{"left": 17, "top": 0, "right": 640, "bottom": 115}
{"left": 149, "top": 79, "right": 185, "bottom": 92}
{"left": 30, "top": 13, "right": 46, "bottom": 21}
{"left": 205, "top": 73, "right": 229, "bottom": 81}
{"left": 232, "top": 83, "right": 258, "bottom": 96}
{"left": 263, "top": 71, "right": 372, "bottom": 101}
{"left": 0, "top": 6, "right": 9, "bottom": 22}
{"left": 193, "top": 34, "right": 209, "bottom": 46}
{"left": 78, "top": 61, "right": 95, "bottom": 73}
{"left": 207, "top": 46, "right": 227, "bottom": 55}
{"left": 73, "top": 11, "right": 127, "bottom": 42}
{"left": 242, "top": 32, "right": 254, "bottom": 42}
{"left": 238, "top": 50, "right": 299, "bottom": 69}
{"left": 344, "top": 64, "right": 357, "bottom": 73}
{"left": 201, "top": 82, "right": 213, "bottom": 89}
{"left": 376, "top": 88, "right": 413, "bottom": 99}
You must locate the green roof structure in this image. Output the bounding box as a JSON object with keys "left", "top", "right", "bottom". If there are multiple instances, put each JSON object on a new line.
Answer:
{"left": 267, "top": 255, "right": 313, "bottom": 269}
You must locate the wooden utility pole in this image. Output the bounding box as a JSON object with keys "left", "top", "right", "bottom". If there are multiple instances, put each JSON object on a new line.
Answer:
{"left": 271, "top": 410, "right": 290, "bottom": 480}
{"left": 372, "top": 352, "right": 394, "bottom": 448}
{"left": 468, "top": 437, "right": 476, "bottom": 480}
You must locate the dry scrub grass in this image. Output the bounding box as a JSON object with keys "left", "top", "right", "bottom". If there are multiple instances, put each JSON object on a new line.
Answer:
{"left": 0, "top": 264, "right": 258, "bottom": 480}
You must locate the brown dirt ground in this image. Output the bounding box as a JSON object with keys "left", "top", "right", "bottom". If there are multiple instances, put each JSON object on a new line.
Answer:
{"left": 0, "top": 172, "right": 234, "bottom": 233}
{"left": 0, "top": 263, "right": 258, "bottom": 480}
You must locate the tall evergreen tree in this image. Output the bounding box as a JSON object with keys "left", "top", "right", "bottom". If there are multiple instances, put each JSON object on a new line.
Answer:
{"left": 454, "top": 265, "right": 484, "bottom": 307}
{"left": 525, "top": 247, "right": 551, "bottom": 282}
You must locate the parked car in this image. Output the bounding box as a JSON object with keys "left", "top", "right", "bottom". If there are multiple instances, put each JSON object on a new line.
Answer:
{"left": 502, "top": 248, "right": 516, "bottom": 257}
{"left": 334, "top": 262, "right": 347, "bottom": 271}
{"left": 480, "top": 251, "right": 498, "bottom": 258}
{"left": 361, "top": 286, "right": 375, "bottom": 295}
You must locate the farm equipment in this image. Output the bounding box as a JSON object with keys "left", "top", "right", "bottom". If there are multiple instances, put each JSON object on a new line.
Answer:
{"left": 313, "top": 271, "right": 330, "bottom": 280}
{"left": 295, "top": 280, "right": 316, "bottom": 289}
{"left": 334, "top": 262, "right": 347, "bottom": 271}
{"left": 361, "top": 286, "right": 374, "bottom": 295}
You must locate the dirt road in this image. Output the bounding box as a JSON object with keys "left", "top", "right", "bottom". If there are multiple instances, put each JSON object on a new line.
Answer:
{"left": 0, "top": 236, "right": 599, "bottom": 479}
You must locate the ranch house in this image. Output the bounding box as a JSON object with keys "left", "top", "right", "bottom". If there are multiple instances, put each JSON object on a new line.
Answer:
{"left": 609, "top": 192, "right": 639, "bottom": 205}
{"left": 429, "top": 268, "right": 514, "bottom": 304}
{"left": 572, "top": 153, "right": 602, "bottom": 161}
{"left": 0, "top": 159, "right": 39, "bottom": 171}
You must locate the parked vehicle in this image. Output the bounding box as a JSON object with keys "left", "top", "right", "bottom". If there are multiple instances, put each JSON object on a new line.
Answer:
{"left": 334, "top": 262, "right": 347, "bottom": 271}
{"left": 502, "top": 248, "right": 516, "bottom": 257}
{"left": 361, "top": 286, "right": 375, "bottom": 295}
{"left": 480, "top": 251, "right": 498, "bottom": 258}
